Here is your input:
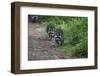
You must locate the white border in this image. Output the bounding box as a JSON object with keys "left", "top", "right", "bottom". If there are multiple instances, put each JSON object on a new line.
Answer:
{"left": 20, "top": 7, "right": 95, "bottom": 70}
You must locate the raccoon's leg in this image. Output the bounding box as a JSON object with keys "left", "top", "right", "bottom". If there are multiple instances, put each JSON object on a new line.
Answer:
{"left": 48, "top": 33, "right": 53, "bottom": 41}
{"left": 56, "top": 40, "right": 59, "bottom": 47}
{"left": 61, "top": 38, "right": 64, "bottom": 46}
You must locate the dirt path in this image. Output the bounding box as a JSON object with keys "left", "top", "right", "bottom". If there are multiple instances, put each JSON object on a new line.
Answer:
{"left": 28, "top": 23, "right": 71, "bottom": 60}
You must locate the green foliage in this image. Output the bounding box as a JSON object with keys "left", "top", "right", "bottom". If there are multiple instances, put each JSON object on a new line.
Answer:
{"left": 38, "top": 16, "right": 88, "bottom": 58}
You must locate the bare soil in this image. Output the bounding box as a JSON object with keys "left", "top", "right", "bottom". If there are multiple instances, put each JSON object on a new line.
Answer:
{"left": 28, "top": 22, "right": 71, "bottom": 60}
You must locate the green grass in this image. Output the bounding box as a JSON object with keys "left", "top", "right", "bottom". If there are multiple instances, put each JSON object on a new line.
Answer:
{"left": 38, "top": 16, "right": 88, "bottom": 58}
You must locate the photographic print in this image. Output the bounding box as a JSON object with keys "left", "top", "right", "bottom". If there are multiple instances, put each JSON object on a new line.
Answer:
{"left": 11, "top": 2, "right": 97, "bottom": 74}
{"left": 28, "top": 15, "right": 88, "bottom": 61}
